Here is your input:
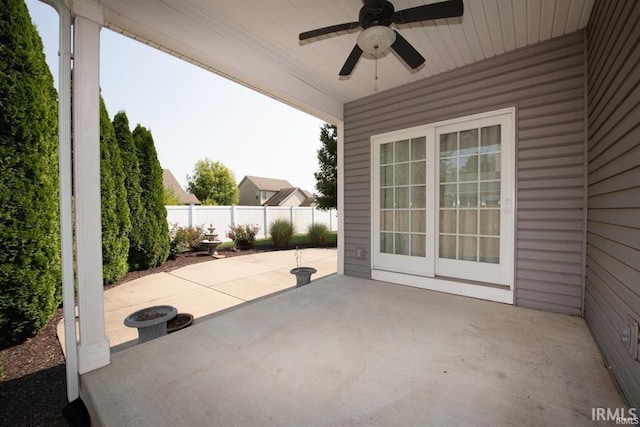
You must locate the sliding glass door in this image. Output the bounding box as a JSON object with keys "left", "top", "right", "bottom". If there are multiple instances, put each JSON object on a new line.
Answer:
{"left": 372, "top": 109, "right": 514, "bottom": 288}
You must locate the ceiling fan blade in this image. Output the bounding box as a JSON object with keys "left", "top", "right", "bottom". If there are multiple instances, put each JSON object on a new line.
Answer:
{"left": 339, "top": 44, "right": 364, "bottom": 76}
{"left": 390, "top": 31, "right": 425, "bottom": 69}
{"left": 299, "top": 21, "right": 361, "bottom": 41}
{"left": 394, "top": 0, "right": 463, "bottom": 25}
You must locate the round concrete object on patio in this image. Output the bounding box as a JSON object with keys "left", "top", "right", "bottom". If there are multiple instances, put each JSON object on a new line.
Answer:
{"left": 124, "top": 305, "right": 177, "bottom": 343}
{"left": 290, "top": 267, "right": 317, "bottom": 287}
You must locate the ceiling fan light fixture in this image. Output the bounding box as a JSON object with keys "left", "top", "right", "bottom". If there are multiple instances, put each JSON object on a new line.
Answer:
{"left": 357, "top": 25, "right": 396, "bottom": 54}
{"left": 299, "top": 0, "right": 464, "bottom": 76}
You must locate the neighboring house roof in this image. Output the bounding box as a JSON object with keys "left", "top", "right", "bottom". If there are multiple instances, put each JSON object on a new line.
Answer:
{"left": 239, "top": 176, "right": 294, "bottom": 192}
{"left": 162, "top": 169, "right": 200, "bottom": 205}
{"left": 299, "top": 195, "right": 317, "bottom": 207}
{"left": 263, "top": 187, "right": 300, "bottom": 206}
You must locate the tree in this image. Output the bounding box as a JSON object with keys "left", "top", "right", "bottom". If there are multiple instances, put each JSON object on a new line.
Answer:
{"left": 133, "top": 125, "right": 170, "bottom": 266}
{"left": 186, "top": 158, "right": 239, "bottom": 205}
{"left": 163, "top": 186, "right": 182, "bottom": 205}
{"left": 99, "top": 97, "right": 130, "bottom": 284}
{"left": 0, "top": 0, "right": 61, "bottom": 348}
{"left": 314, "top": 123, "right": 338, "bottom": 210}
{"left": 113, "top": 111, "right": 151, "bottom": 271}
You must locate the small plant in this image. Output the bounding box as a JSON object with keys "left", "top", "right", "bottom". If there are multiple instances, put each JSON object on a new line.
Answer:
{"left": 226, "top": 224, "right": 260, "bottom": 246}
{"left": 270, "top": 219, "right": 294, "bottom": 248}
{"left": 307, "top": 223, "right": 330, "bottom": 246}
{"left": 169, "top": 224, "right": 205, "bottom": 257}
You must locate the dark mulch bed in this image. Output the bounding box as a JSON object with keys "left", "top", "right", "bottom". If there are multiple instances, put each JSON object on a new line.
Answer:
{"left": 0, "top": 309, "right": 67, "bottom": 426}
{"left": 0, "top": 246, "right": 274, "bottom": 426}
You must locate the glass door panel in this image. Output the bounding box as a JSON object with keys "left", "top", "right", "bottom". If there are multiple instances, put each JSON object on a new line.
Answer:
{"left": 438, "top": 125, "right": 501, "bottom": 265}
{"left": 379, "top": 137, "right": 427, "bottom": 258}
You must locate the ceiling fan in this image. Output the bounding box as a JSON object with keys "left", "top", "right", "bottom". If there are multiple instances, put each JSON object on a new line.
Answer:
{"left": 299, "top": 0, "right": 464, "bottom": 77}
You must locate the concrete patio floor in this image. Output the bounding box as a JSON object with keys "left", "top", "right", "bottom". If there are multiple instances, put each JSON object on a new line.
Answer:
{"left": 59, "top": 248, "right": 337, "bottom": 353}
{"left": 81, "top": 273, "right": 626, "bottom": 426}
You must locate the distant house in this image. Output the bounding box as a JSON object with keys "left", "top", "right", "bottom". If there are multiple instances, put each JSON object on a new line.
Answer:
{"left": 162, "top": 169, "right": 200, "bottom": 205}
{"left": 263, "top": 187, "right": 310, "bottom": 207}
{"left": 238, "top": 176, "right": 293, "bottom": 206}
{"left": 238, "top": 176, "right": 316, "bottom": 207}
{"left": 299, "top": 191, "right": 317, "bottom": 208}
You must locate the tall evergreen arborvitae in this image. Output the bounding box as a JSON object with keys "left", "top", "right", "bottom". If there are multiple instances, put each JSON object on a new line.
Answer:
{"left": 112, "top": 111, "right": 151, "bottom": 270}
{"left": 99, "top": 96, "right": 130, "bottom": 284}
{"left": 0, "top": 0, "right": 61, "bottom": 348}
{"left": 132, "top": 125, "right": 170, "bottom": 266}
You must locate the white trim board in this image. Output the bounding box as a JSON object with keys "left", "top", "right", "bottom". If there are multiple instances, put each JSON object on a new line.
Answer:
{"left": 372, "top": 270, "right": 514, "bottom": 304}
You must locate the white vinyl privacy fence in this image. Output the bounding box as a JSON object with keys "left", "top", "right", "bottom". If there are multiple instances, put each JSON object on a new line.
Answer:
{"left": 166, "top": 205, "right": 338, "bottom": 241}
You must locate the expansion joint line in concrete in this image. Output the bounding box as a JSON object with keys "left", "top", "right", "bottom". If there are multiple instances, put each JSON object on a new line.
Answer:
{"left": 165, "top": 272, "right": 249, "bottom": 303}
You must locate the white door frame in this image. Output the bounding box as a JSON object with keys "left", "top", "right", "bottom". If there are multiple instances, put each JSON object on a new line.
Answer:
{"left": 371, "top": 108, "right": 516, "bottom": 304}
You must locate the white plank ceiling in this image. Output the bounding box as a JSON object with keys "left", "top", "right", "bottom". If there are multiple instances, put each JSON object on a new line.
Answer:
{"left": 98, "top": 0, "right": 594, "bottom": 122}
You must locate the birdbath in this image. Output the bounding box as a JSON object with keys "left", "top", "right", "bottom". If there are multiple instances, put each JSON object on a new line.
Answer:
{"left": 124, "top": 305, "right": 177, "bottom": 344}
{"left": 201, "top": 225, "right": 223, "bottom": 258}
{"left": 290, "top": 267, "right": 317, "bottom": 287}
{"left": 290, "top": 247, "right": 316, "bottom": 287}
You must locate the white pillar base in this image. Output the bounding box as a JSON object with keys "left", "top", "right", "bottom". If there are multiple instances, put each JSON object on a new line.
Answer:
{"left": 78, "top": 339, "right": 111, "bottom": 374}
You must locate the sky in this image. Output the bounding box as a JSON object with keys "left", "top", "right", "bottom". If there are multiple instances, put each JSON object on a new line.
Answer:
{"left": 25, "top": 0, "right": 326, "bottom": 193}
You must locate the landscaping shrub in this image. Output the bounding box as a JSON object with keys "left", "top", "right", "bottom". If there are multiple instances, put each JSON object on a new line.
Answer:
{"left": 307, "top": 223, "right": 330, "bottom": 246}
{"left": 169, "top": 224, "right": 205, "bottom": 257}
{"left": 113, "top": 111, "right": 149, "bottom": 271}
{"left": 226, "top": 224, "right": 260, "bottom": 248}
{"left": 133, "top": 125, "right": 170, "bottom": 267}
{"left": 0, "top": 0, "right": 61, "bottom": 348}
{"left": 270, "top": 219, "right": 294, "bottom": 248}
{"left": 100, "top": 97, "right": 131, "bottom": 285}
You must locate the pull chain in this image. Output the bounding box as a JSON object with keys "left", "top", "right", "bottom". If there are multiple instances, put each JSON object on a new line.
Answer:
{"left": 374, "top": 54, "right": 379, "bottom": 91}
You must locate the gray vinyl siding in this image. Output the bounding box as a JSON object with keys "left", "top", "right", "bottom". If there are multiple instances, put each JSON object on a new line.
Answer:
{"left": 343, "top": 32, "right": 587, "bottom": 314}
{"left": 585, "top": 0, "right": 640, "bottom": 409}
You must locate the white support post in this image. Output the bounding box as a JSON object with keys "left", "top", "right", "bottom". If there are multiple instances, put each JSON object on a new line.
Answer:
{"left": 188, "top": 204, "right": 194, "bottom": 227}
{"left": 337, "top": 122, "right": 345, "bottom": 275}
{"left": 59, "top": 5, "right": 77, "bottom": 399}
{"left": 263, "top": 206, "right": 268, "bottom": 238}
{"left": 73, "top": 9, "right": 110, "bottom": 374}
{"left": 42, "top": 0, "right": 78, "bottom": 401}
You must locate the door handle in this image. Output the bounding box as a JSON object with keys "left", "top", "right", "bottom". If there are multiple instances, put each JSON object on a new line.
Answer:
{"left": 503, "top": 198, "right": 511, "bottom": 214}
